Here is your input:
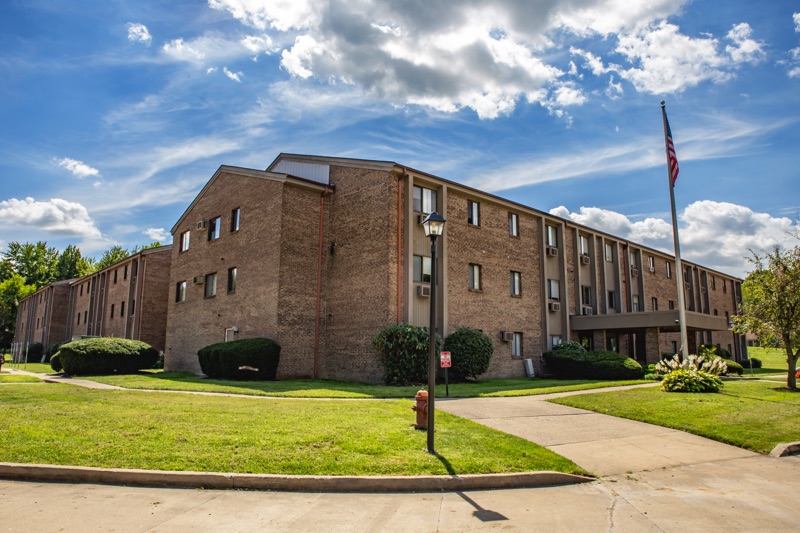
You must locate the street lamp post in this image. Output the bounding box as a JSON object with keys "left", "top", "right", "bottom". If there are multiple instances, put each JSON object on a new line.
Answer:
{"left": 422, "top": 211, "right": 446, "bottom": 454}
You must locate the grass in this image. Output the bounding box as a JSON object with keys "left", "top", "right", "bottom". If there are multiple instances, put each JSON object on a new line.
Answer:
{"left": 77, "top": 372, "right": 645, "bottom": 398}
{"left": 0, "top": 384, "right": 587, "bottom": 477}
{"left": 743, "top": 346, "right": 793, "bottom": 376}
{"left": 551, "top": 380, "right": 800, "bottom": 454}
{"left": 1, "top": 362, "right": 54, "bottom": 374}
{"left": 0, "top": 373, "right": 41, "bottom": 383}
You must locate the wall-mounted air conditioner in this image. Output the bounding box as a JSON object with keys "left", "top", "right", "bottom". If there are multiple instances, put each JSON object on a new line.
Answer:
{"left": 501, "top": 331, "right": 514, "bottom": 342}
{"left": 193, "top": 275, "right": 205, "bottom": 285}
{"left": 196, "top": 220, "right": 207, "bottom": 230}
{"left": 631, "top": 268, "right": 639, "bottom": 277}
{"left": 580, "top": 255, "right": 591, "bottom": 265}
{"left": 548, "top": 302, "right": 560, "bottom": 312}
{"left": 649, "top": 266, "right": 655, "bottom": 273}
{"left": 416, "top": 214, "right": 425, "bottom": 225}
{"left": 416, "top": 285, "right": 431, "bottom": 297}
{"left": 582, "top": 306, "right": 593, "bottom": 315}
{"left": 546, "top": 247, "right": 558, "bottom": 257}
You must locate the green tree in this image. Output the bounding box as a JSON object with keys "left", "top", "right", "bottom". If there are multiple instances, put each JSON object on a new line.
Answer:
{"left": 94, "top": 245, "right": 130, "bottom": 270}
{"left": 1, "top": 241, "right": 59, "bottom": 288}
{"left": 131, "top": 241, "right": 162, "bottom": 254}
{"left": 0, "top": 274, "right": 36, "bottom": 348}
{"left": 733, "top": 245, "right": 800, "bottom": 390}
{"left": 54, "top": 244, "right": 95, "bottom": 280}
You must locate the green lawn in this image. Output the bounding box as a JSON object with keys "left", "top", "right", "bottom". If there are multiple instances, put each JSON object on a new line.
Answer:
{"left": 551, "top": 380, "right": 800, "bottom": 454}
{"left": 742, "top": 346, "right": 792, "bottom": 375}
{"left": 0, "top": 384, "right": 587, "bottom": 477}
{"left": 78, "top": 371, "right": 645, "bottom": 398}
{"left": 0, "top": 373, "right": 41, "bottom": 383}
{"left": 1, "top": 362, "right": 53, "bottom": 374}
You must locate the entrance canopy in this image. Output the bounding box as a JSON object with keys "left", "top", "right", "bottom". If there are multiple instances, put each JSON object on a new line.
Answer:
{"left": 570, "top": 310, "right": 730, "bottom": 333}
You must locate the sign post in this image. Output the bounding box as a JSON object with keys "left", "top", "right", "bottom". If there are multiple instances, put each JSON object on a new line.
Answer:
{"left": 440, "top": 351, "right": 451, "bottom": 397}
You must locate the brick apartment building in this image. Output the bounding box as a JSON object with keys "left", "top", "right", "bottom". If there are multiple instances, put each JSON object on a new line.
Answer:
{"left": 164, "top": 154, "right": 745, "bottom": 382}
{"left": 14, "top": 246, "right": 172, "bottom": 354}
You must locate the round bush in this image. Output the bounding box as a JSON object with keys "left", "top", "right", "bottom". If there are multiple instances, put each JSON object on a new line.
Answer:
{"left": 661, "top": 369, "right": 723, "bottom": 393}
{"left": 44, "top": 341, "right": 67, "bottom": 363}
{"left": 26, "top": 342, "right": 44, "bottom": 363}
{"left": 741, "top": 357, "right": 762, "bottom": 369}
{"left": 722, "top": 358, "right": 744, "bottom": 376}
{"left": 544, "top": 349, "right": 642, "bottom": 380}
{"left": 50, "top": 353, "right": 63, "bottom": 372}
{"left": 197, "top": 337, "right": 281, "bottom": 381}
{"left": 58, "top": 338, "right": 159, "bottom": 375}
{"left": 373, "top": 324, "right": 439, "bottom": 386}
{"left": 552, "top": 341, "right": 587, "bottom": 353}
{"left": 442, "top": 327, "right": 494, "bottom": 381}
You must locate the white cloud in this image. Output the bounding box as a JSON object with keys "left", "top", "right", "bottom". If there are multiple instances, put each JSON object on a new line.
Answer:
{"left": 209, "top": 0, "right": 317, "bottom": 31}
{"left": 144, "top": 227, "right": 170, "bottom": 242}
{"left": 725, "top": 23, "right": 765, "bottom": 64}
{"left": 127, "top": 23, "right": 152, "bottom": 45}
{"left": 0, "top": 197, "right": 103, "bottom": 240}
{"left": 794, "top": 12, "right": 800, "bottom": 33}
{"left": 162, "top": 38, "right": 206, "bottom": 63}
{"left": 55, "top": 157, "right": 100, "bottom": 179}
{"left": 241, "top": 34, "right": 276, "bottom": 59}
{"left": 551, "top": 201, "right": 800, "bottom": 277}
{"left": 223, "top": 67, "right": 243, "bottom": 82}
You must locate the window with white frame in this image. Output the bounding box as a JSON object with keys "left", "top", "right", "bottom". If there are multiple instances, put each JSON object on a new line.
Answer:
{"left": 581, "top": 285, "right": 592, "bottom": 306}
{"left": 512, "top": 332, "right": 523, "bottom": 357}
{"left": 652, "top": 297, "right": 658, "bottom": 311}
{"left": 180, "top": 230, "right": 190, "bottom": 252}
{"left": 648, "top": 256, "right": 655, "bottom": 271}
{"left": 413, "top": 255, "right": 432, "bottom": 283}
{"left": 204, "top": 273, "right": 217, "bottom": 298}
{"left": 580, "top": 235, "right": 590, "bottom": 256}
{"left": 632, "top": 294, "right": 640, "bottom": 312}
{"left": 412, "top": 185, "right": 437, "bottom": 214}
{"left": 227, "top": 267, "right": 237, "bottom": 293}
{"left": 666, "top": 262, "right": 672, "bottom": 278}
{"left": 548, "top": 279, "right": 560, "bottom": 300}
{"left": 230, "top": 208, "right": 240, "bottom": 232}
{"left": 508, "top": 212, "right": 519, "bottom": 237}
{"left": 468, "top": 263, "right": 481, "bottom": 290}
{"left": 208, "top": 217, "right": 221, "bottom": 241}
{"left": 176, "top": 281, "right": 186, "bottom": 303}
{"left": 467, "top": 200, "right": 480, "bottom": 226}
{"left": 605, "top": 243, "right": 613, "bottom": 262}
{"left": 629, "top": 252, "right": 637, "bottom": 269}
{"left": 551, "top": 335, "right": 562, "bottom": 349}
{"left": 546, "top": 224, "right": 558, "bottom": 247}
{"left": 669, "top": 300, "right": 675, "bottom": 310}
{"left": 510, "top": 271, "right": 521, "bottom": 296}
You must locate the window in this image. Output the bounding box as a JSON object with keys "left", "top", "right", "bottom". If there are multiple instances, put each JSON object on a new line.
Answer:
{"left": 671, "top": 341, "right": 678, "bottom": 354}
{"left": 113, "top": 270, "right": 118, "bottom": 284}
{"left": 512, "top": 332, "right": 523, "bottom": 357}
{"left": 205, "top": 273, "right": 217, "bottom": 298}
{"left": 608, "top": 290, "right": 616, "bottom": 310}
{"left": 580, "top": 235, "right": 590, "bottom": 256}
{"left": 551, "top": 335, "right": 562, "bottom": 350}
{"left": 711, "top": 276, "right": 716, "bottom": 290}
{"left": 130, "top": 299, "right": 135, "bottom": 315}
{"left": 723, "top": 279, "right": 727, "bottom": 293}
{"left": 669, "top": 300, "right": 675, "bottom": 310}
{"left": 632, "top": 294, "right": 640, "bottom": 312}
{"left": 176, "top": 281, "right": 186, "bottom": 303}
{"left": 510, "top": 271, "right": 521, "bottom": 296}
{"left": 652, "top": 297, "right": 658, "bottom": 311}
{"left": 77, "top": 313, "right": 80, "bottom": 325}
{"left": 230, "top": 208, "right": 240, "bottom": 232}
{"left": 80, "top": 285, "right": 83, "bottom": 296}
{"left": 110, "top": 303, "right": 115, "bottom": 317}
{"left": 120, "top": 302, "right": 124, "bottom": 317}
{"left": 666, "top": 262, "right": 672, "bottom": 278}
{"left": 180, "top": 230, "right": 191, "bottom": 252}
{"left": 648, "top": 256, "right": 655, "bottom": 271}
{"left": 548, "top": 279, "right": 560, "bottom": 300}
{"left": 629, "top": 252, "right": 637, "bottom": 269}
{"left": 581, "top": 285, "right": 592, "bottom": 306}
{"left": 123, "top": 265, "right": 128, "bottom": 280}
{"left": 227, "top": 267, "right": 237, "bottom": 293}
{"left": 713, "top": 309, "right": 718, "bottom": 316}
{"left": 605, "top": 243, "right": 613, "bottom": 262}
{"left": 208, "top": 217, "right": 221, "bottom": 241}
{"left": 508, "top": 213, "right": 519, "bottom": 237}
{"left": 546, "top": 225, "right": 558, "bottom": 247}
{"left": 413, "top": 255, "right": 432, "bottom": 283}
{"left": 412, "top": 185, "right": 437, "bottom": 214}
{"left": 467, "top": 200, "right": 480, "bottom": 226}
{"left": 468, "top": 263, "right": 481, "bottom": 290}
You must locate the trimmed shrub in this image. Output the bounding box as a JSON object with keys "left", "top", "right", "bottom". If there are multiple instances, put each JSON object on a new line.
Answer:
{"left": 26, "top": 342, "right": 44, "bottom": 363}
{"left": 58, "top": 338, "right": 159, "bottom": 375}
{"left": 442, "top": 327, "right": 494, "bottom": 381}
{"left": 722, "top": 358, "right": 744, "bottom": 376}
{"left": 544, "top": 349, "right": 643, "bottom": 380}
{"left": 553, "top": 340, "right": 587, "bottom": 353}
{"left": 661, "top": 369, "right": 723, "bottom": 393}
{"left": 50, "top": 353, "right": 62, "bottom": 372}
{"left": 197, "top": 337, "right": 281, "bottom": 381}
{"left": 741, "top": 357, "right": 762, "bottom": 369}
{"left": 44, "top": 341, "right": 67, "bottom": 363}
{"left": 373, "top": 324, "right": 439, "bottom": 386}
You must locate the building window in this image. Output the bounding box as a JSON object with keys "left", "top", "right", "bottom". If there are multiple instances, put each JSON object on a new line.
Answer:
{"left": 580, "top": 235, "right": 590, "bottom": 256}
{"left": 468, "top": 263, "right": 481, "bottom": 290}
{"left": 227, "top": 267, "right": 237, "bottom": 293}
{"left": 110, "top": 303, "right": 115, "bottom": 318}
{"left": 608, "top": 290, "right": 616, "bottom": 310}
{"left": 546, "top": 224, "right": 558, "bottom": 247}
{"left": 176, "top": 281, "right": 186, "bottom": 303}
{"left": 508, "top": 213, "right": 519, "bottom": 237}
{"left": 205, "top": 273, "right": 217, "bottom": 298}
{"left": 671, "top": 341, "right": 678, "bottom": 354}
{"left": 413, "top": 255, "right": 432, "bottom": 283}
{"left": 723, "top": 279, "right": 727, "bottom": 293}
{"left": 467, "top": 200, "right": 480, "bottom": 226}
{"left": 180, "top": 230, "right": 190, "bottom": 252}
{"left": 208, "top": 217, "right": 221, "bottom": 241}
{"left": 711, "top": 276, "right": 716, "bottom": 290}
{"left": 581, "top": 285, "right": 592, "bottom": 306}
{"left": 130, "top": 299, "right": 135, "bottom": 315}
{"left": 119, "top": 303, "right": 124, "bottom": 317}
{"left": 648, "top": 256, "right": 655, "bottom": 271}
{"left": 551, "top": 335, "right": 562, "bottom": 350}
{"left": 77, "top": 313, "right": 80, "bottom": 325}
{"left": 412, "top": 185, "right": 437, "bottom": 214}
{"left": 124, "top": 265, "right": 128, "bottom": 280}
{"left": 548, "top": 279, "right": 560, "bottom": 300}
{"left": 512, "top": 332, "right": 523, "bottom": 357}
{"left": 632, "top": 294, "right": 640, "bottom": 312}
{"left": 652, "top": 297, "right": 658, "bottom": 311}
{"left": 669, "top": 300, "right": 675, "bottom": 310}
{"left": 666, "top": 262, "right": 672, "bottom": 278}
{"left": 510, "top": 271, "right": 521, "bottom": 296}
{"left": 605, "top": 243, "right": 613, "bottom": 262}
{"left": 230, "top": 208, "right": 240, "bottom": 232}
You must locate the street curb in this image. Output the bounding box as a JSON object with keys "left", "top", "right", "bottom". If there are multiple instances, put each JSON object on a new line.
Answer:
{"left": 0, "top": 463, "right": 593, "bottom": 492}
{"left": 770, "top": 442, "right": 800, "bottom": 457}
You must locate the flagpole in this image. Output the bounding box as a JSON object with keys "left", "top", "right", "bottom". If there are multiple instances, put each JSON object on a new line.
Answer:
{"left": 661, "top": 101, "right": 690, "bottom": 358}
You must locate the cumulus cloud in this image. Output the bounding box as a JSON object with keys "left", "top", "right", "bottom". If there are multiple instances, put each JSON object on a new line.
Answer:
{"left": 794, "top": 12, "right": 800, "bottom": 33}
{"left": 55, "top": 157, "right": 100, "bottom": 179}
{"left": 788, "top": 13, "right": 800, "bottom": 78}
{"left": 127, "top": 22, "right": 152, "bottom": 45}
{"left": 724, "top": 23, "right": 765, "bottom": 64}
{"left": 144, "top": 227, "right": 170, "bottom": 242}
{"left": 0, "top": 197, "right": 103, "bottom": 240}
{"left": 551, "top": 201, "right": 800, "bottom": 276}
{"left": 241, "top": 34, "right": 276, "bottom": 59}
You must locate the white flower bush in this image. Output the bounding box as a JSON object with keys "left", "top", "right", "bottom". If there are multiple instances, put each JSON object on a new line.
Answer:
{"left": 656, "top": 354, "right": 727, "bottom": 393}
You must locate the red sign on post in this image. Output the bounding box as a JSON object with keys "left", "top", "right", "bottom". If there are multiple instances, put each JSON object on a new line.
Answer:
{"left": 440, "top": 351, "right": 451, "bottom": 368}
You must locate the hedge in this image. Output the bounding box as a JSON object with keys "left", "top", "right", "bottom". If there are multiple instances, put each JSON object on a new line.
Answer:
{"left": 26, "top": 342, "right": 44, "bottom": 363}
{"left": 197, "top": 337, "right": 281, "bottom": 380}
{"left": 442, "top": 327, "right": 494, "bottom": 381}
{"left": 373, "top": 323, "right": 438, "bottom": 386}
{"left": 58, "top": 337, "right": 159, "bottom": 375}
{"left": 544, "top": 348, "right": 643, "bottom": 380}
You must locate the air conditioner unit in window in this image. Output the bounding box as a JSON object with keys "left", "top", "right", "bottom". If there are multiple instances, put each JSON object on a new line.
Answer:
{"left": 416, "top": 214, "right": 425, "bottom": 225}
{"left": 649, "top": 266, "right": 655, "bottom": 273}
{"left": 196, "top": 220, "right": 207, "bottom": 230}
{"left": 546, "top": 246, "right": 558, "bottom": 257}
{"left": 580, "top": 255, "right": 591, "bottom": 265}
{"left": 582, "top": 306, "right": 593, "bottom": 315}
{"left": 416, "top": 285, "right": 431, "bottom": 297}
{"left": 548, "top": 301, "right": 560, "bottom": 312}
{"left": 631, "top": 268, "right": 639, "bottom": 277}
{"left": 501, "top": 331, "right": 514, "bottom": 342}
{"left": 193, "top": 275, "right": 205, "bottom": 285}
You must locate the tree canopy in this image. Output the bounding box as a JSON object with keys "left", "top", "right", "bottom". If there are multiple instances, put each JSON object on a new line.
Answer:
{"left": 733, "top": 245, "right": 800, "bottom": 390}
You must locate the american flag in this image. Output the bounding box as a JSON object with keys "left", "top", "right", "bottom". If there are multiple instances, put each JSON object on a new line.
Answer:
{"left": 664, "top": 111, "right": 679, "bottom": 187}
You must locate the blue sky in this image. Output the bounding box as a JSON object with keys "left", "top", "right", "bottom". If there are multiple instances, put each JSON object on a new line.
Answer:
{"left": 1, "top": 0, "right": 798, "bottom": 277}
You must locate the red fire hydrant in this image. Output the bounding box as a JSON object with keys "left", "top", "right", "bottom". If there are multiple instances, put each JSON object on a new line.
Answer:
{"left": 412, "top": 389, "right": 428, "bottom": 429}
